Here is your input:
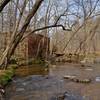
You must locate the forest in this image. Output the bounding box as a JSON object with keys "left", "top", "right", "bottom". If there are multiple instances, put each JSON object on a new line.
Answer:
{"left": 0, "top": 0, "right": 100, "bottom": 100}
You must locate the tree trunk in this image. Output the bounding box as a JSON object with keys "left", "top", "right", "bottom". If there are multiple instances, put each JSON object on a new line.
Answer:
{"left": 0, "top": 0, "right": 11, "bottom": 12}
{"left": 0, "top": 0, "right": 44, "bottom": 69}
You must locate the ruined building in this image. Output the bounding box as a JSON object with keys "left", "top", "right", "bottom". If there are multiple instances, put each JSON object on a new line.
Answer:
{"left": 0, "top": 32, "right": 50, "bottom": 60}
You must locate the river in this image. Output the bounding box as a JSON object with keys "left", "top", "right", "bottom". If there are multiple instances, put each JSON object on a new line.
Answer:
{"left": 5, "top": 63, "right": 100, "bottom": 100}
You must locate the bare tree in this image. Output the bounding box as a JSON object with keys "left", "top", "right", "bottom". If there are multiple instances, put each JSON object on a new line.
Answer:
{"left": 0, "top": 0, "right": 100, "bottom": 69}
{"left": 0, "top": 0, "right": 44, "bottom": 69}
{"left": 62, "top": 0, "right": 100, "bottom": 53}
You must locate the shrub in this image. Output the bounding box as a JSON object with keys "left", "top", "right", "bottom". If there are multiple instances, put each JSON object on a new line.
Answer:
{"left": 0, "top": 68, "right": 15, "bottom": 86}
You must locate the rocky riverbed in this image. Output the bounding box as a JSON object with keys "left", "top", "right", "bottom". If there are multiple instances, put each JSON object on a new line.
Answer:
{"left": 5, "top": 63, "right": 100, "bottom": 100}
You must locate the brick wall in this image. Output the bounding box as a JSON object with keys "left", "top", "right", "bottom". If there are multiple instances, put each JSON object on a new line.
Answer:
{"left": 0, "top": 32, "right": 50, "bottom": 60}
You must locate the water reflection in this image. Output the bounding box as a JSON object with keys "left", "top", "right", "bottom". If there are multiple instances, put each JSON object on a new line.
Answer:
{"left": 95, "top": 77, "right": 100, "bottom": 82}
{"left": 15, "top": 65, "right": 49, "bottom": 77}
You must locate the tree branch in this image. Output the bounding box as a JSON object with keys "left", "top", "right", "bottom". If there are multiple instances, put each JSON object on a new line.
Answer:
{"left": 0, "top": 0, "right": 11, "bottom": 12}
{"left": 22, "top": 24, "right": 71, "bottom": 41}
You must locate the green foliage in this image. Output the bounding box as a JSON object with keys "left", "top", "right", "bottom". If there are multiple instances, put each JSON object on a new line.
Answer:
{"left": 33, "top": 58, "right": 46, "bottom": 66}
{"left": 9, "top": 64, "right": 18, "bottom": 69}
{"left": 0, "top": 68, "right": 15, "bottom": 86}
{"left": 27, "top": 58, "right": 46, "bottom": 66}
{"left": 9, "top": 59, "right": 17, "bottom": 64}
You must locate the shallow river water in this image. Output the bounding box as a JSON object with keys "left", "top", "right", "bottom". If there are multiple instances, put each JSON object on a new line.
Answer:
{"left": 5, "top": 63, "right": 100, "bottom": 100}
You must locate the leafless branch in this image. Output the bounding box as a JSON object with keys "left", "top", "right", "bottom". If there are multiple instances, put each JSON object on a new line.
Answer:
{"left": 22, "top": 24, "right": 71, "bottom": 41}
{"left": 0, "top": 0, "right": 11, "bottom": 12}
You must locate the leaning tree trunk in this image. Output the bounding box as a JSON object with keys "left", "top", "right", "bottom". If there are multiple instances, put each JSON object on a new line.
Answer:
{"left": 0, "top": 0, "right": 44, "bottom": 69}
{"left": 0, "top": 0, "right": 11, "bottom": 12}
